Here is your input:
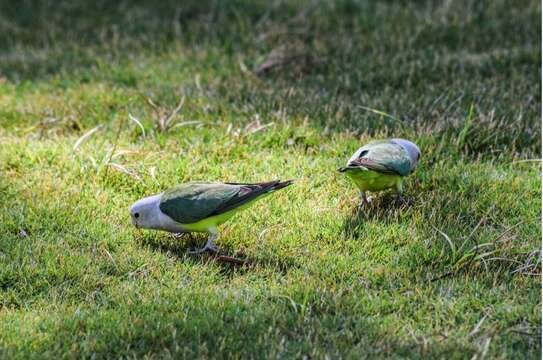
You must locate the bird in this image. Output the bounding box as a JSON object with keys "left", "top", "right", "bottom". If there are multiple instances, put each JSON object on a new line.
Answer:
{"left": 129, "top": 180, "right": 293, "bottom": 254}
{"left": 338, "top": 138, "right": 420, "bottom": 206}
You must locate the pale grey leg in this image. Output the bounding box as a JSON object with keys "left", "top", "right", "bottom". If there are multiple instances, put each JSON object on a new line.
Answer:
{"left": 202, "top": 231, "right": 220, "bottom": 253}
{"left": 188, "top": 228, "right": 220, "bottom": 254}
{"left": 395, "top": 181, "right": 405, "bottom": 204}
{"left": 358, "top": 191, "right": 369, "bottom": 207}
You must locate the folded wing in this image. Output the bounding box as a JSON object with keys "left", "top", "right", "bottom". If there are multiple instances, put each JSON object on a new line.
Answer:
{"left": 159, "top": 180, "right": 291, "bottom": 224}
{"left": 348, "top": 141, "right": 412, "bottom": 176}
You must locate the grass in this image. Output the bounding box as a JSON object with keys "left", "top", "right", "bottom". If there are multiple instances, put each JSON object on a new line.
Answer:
{"left": 0, "top": 0, "right": 541, "bottom": 358}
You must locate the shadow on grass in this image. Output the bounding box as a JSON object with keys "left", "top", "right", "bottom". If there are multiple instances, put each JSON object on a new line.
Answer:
{"left": 28, "top": 290, "right": 441, "bottom": 359}
{"left": 137, "top": 232, "right": 299, "bottom": 276}
{"left": 341, "top": 193, "right": 414, "bottom": 238}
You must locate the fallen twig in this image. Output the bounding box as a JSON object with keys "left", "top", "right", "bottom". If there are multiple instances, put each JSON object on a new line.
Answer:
{"left": 217, "top": 255, "right": 247, "bottom": 265}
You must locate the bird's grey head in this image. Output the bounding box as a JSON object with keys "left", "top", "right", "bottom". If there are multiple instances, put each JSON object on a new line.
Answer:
{"left": 129, "top": 194, "right": 161, "bottom": 229}
{"left": 391, "top": 138, "right": 420, "bottom": 171}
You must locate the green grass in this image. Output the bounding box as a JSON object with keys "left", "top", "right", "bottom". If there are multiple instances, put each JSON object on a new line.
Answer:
{"left": 0, "top": 0, "right": 541, "bottom": 358}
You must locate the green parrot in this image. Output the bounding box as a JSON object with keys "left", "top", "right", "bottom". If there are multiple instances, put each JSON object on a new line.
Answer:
{"left": 130, "top": 180, "right": 293, "bottom": 254}
{"left": 338, "top": 138, "right": 420, "bottom": 206}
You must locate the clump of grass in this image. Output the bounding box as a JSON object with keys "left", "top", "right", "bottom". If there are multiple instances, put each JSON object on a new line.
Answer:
{"left": 431, "top": 218, "right": 541, "bottom": 281}
{"left": 144, "top": 94, "right": 186, "bottom": 133}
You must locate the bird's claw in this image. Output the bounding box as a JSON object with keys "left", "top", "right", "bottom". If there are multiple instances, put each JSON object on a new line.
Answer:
{"left": 394, "top": 194, "right": 406, "bottom": 206}
{"left": 357, "top": 195, "right": 372, "bottom": 208}
{"left": 188, "top": 244, "right": 220, "bottom": 255}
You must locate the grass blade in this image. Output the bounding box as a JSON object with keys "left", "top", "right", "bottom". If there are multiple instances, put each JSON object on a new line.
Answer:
{"left": 128, "top": 113, "right": 146, "bottom": 139}
{"left": 72, "top": 125, "right": 102, "bottom": 152}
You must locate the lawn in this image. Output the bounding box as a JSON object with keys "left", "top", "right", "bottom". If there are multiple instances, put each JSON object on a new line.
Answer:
{"left": 0, "top": 0, "right": 541, "bottom": 358}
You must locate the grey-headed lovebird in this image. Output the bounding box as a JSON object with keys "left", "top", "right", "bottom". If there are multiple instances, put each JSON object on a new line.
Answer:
{"left": 130, "top": 180, "right": 293, "bottom": 254}
{"left": 338, "top": 138, "right": 420, "bottom": 206}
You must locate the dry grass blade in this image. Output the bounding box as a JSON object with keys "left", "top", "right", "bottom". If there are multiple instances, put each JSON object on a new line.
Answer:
{"left": 255, "top": 53, "right": 307, "bottom": 75}
{"left": 493, "top": 220, "right": 527, "bottom": 244}
{"left": 72, "top": 125, "right": 102, "bottom": 152}
{"left": 477, "top": 336, "right": 492, "bottom": 359}
{"left": 457, "top": 217, "right": 486, "bottom": 254}
{"left": 432, "top": 221, "right": 485, "bottom": 280}
{"left": 169, "top": 120, "right": 204, "bottom": 130}
{"left": 128, "top": 113, "right": 146, "bottom": 139}
{"left": 433, "top": 226, "right": 456, "bottom": 259}
{"left": 103, "top": 117, "right": 127, "bottom": 178}
{"left": 510, "top": 250, "right": 541, "bottom": 275}
{"left": 102, "top": 248, "right": 118, "bottom": 271}
{"left": 148, "top": 166, "right": 161, "bottom": 187}
{"left": 359, "top": 106, "right": 402, "bottom": 124}
{"left": 243, "top": 120, "right": 274, "bottom": 136}
{"left": 161, "top": 95, "right": 185, "bottom": 132}
{"left": 485, "top": 257, "right": 523, "bottom": 265}
{"left": 111, "top": 149, "right": 138, "bottom": 160}
{"left": 468, "top": 315, "right": 488, "bottom": 338}
{"left": 144, "top": 95, "right": 160, "bottom": 111}
{"left": 510, "top": 159, "right": 542, "bottom": 164}
{"left": 107, "top": 163, "right": 142, "bottom": 182}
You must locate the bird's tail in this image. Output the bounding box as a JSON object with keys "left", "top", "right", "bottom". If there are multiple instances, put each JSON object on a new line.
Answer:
{"left": 338, "top": 165, "right": 361, "bottom": 173}
{"left": 269, "top": 179, "right": 294, "bottom": 191}
{"left": 225, "top": 179, "right": 294, "bottom": 191}
{"left": 216, "top": 180, "right": 294, "bottom": 214}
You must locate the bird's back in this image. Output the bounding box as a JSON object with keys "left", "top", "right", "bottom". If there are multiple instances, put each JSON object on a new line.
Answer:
{"left": 349, "top": 140, "right": 412, "bottom": 176}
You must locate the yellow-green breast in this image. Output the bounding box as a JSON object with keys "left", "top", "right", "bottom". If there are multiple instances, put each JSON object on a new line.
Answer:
{"left": 345, "top": 168, "right": 402, "bottom": 192}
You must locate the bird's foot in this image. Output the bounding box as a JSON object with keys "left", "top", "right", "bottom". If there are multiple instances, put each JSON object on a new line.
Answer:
{"left": 394, "top": 194, "right": 406, "bottom": 206}
{"left": 172, "top": 233, "right": 184, "bottom": 239}
{"left": 357, "top": 195, "right": 373, "bottom": 208}
{"left": 188, "top": 243, "right": 220, "bottom": 255}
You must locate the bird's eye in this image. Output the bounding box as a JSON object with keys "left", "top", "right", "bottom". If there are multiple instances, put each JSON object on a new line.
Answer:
{"left": 134, "top": 212, "right": 140, "bottom": 219}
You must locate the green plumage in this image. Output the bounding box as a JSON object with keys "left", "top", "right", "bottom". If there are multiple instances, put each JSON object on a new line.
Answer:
{"left": 353, "top": 140, "right": 412, "bottom": 176}
{"left": 339, "top": 139, "right": 420, "bottom": 201}
{"left": 159, "top": 181, "right": 292, "bottom": 225}
{"left": 344, "top": 169, "right": 402, "bottom": 193}
{"left": 160, "top": 183, "right": 241, "bottom": 224}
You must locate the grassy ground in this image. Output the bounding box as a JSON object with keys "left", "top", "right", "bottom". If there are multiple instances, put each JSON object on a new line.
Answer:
{"left": 0, "top": 0, "right": 541, "bottom": 358}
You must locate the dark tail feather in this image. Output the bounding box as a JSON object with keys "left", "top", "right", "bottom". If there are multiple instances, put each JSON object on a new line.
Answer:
{"left": 213, "top": 180, "right": 294, "bottom": 215}
{"left": 270, "top": 179, "right": 294, "bottom": 191}
{"left": 338, "top": 166, "right": 357, "bottom": 172}
{"left": 225, "top": 179, "right": 294, "bottom": 190}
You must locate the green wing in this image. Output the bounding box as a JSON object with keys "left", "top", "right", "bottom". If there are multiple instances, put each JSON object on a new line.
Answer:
{"left": 159, "top": 181, "right": 290, "bottom": 224}
{"left": 349, "top": 141, "right": 412, "bottom": 176}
